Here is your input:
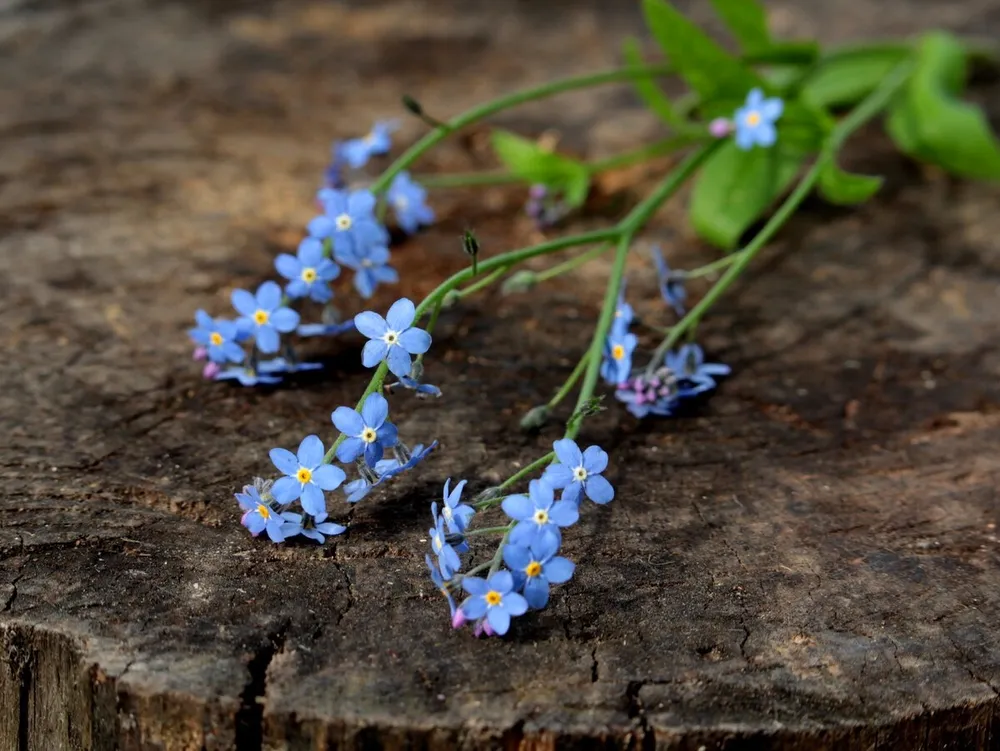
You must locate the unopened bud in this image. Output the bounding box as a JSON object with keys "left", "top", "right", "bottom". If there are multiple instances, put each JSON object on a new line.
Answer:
{"left": 501, "top": 270, "right": 538, "bottom": 296}
{"left": 520, "top": 405, "right": 550, "bottom": 432}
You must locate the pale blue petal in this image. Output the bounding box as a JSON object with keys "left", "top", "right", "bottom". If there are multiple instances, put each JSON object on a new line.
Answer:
{"left": 244, "top": 513, "right": 266, "bottom": 535}
{"left": 270, "top": 308, "right": 300, "bottom": 333}
{"left": 349, "top": 190, "right": 377, "bottom": 217}
{"left": 487, "top": 607, "right": 511, "bottom": 635}
{"left": 275, "top": 254, "right": 300, "bottom": 280}
{"left": 543, "top": 464, "right": 574, "bottom": 489}
{"left": 761, "top": 97, "right": 784, "bottom": 120}
{"left": 332, "top": 406, "right": 364, "bottom": 436}
{"left": 361, "top": 393, "right": 389, "bottom": 427}
{"left": 552, "top": 438, "right": 583, "bottom": 467}
{"left": 297, "top": 435, "right": 325, "bottom": 467}
{"left": 362, "top": 340, "right": 388, "bottom": 368}
{"left": 582, "top": 446, "right": 608, "bottom": 474}
{"left": 386, "top": 347, "right": 411, "bottom": 379}
{"left": 363, "top": 441, "right": 384, "bottom": 467}
{"left": 375, "top": 422, "right": 397, "bottom": 447}
{"left": 735, "top": 127, "right": 755, "bottom": 150}
{"left": 509, "top": 521, "right": 536, "bottom": 547}
{"left": 756, "top": 122, "right": 777, "bottom": 147}
{"left": 354, "top": 311, "right": 388, "bottom": 339}
{"left": 316, "top": 522, "right": 346, "bottom": 536}
{"left": 312, "top": 464, "right": 345, "bottom": 491}
{"left": 504, "top": 591, "right": 529, "bottom": 616}
{"left": 489, "top": 570, "right": 513, "bottom": 593}
{"left": 560, "top": 482, "right": 583, "bottom": 504}
{"left": 385, "top": 297, "right": 415, "bottom": 330}
{"left": 548, "top": 501, "right": 579, "bottom": 527}
{"left": 461, "top": 597, "right": 488, "bottom": 619}
{"left": 271, "top": 476, "right": 301, "bottom": 503}
{"left": 257, "top": 281, "right": 282, "bottom": 310}
{"left": 501, "top": 494, "right": 533, "bottom": 521}
{"left": 336, "top": 437, "right": 365, "bottom": 463}
{"left": 231, "top": 289, "right": 257, "bottom": 316}
{"left": 397, "top": 328, "right": 431, "bottom": 355}
{"left": 523, "top": 578, "right": 549, "bottom": 609}
{"left": 462, "top": 577, "right": 488, "bottom": 596}
{"left": 300, "top": 484, "right": 327, "bottom": 516}
{"left": 545, "top": 556, "right": 575, "bottom": 584}
{"left": 269, "top": 447, "right": 299, "bottom": 476}
{"left": 503, "top": 544, "right": 532, "bottom": 571}
{"left": 255, "top": 326, "right": 280, "bottom": 353}
{"left": 585, "top": 474, "right": 614, "bottom": 504}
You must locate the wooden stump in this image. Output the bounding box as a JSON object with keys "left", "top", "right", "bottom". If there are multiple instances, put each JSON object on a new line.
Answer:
{"left": 3, "top": 1, "right": 1000, "bottom": 749}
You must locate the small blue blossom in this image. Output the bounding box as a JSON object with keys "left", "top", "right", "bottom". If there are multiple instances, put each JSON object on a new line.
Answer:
{"left": 386, "top": 374, "right": 442, "bottom": 398}
{"left": 425, "top": 554, "right": 457, "bottom": 615}
{"left": 460, "top": 571, "right": 529, "bottom": 636}
{"left": 440, "top": 478, "right": 475, "bottom": 534}
{"left": 354, "top": 298, "right": 432, "bottom": 378}
{"left": 650, "top": 245, "right": 687, "bottom": 316}
{"left": 269, "top": 435, "right": 347, "bottom": 516}
{"left": 544, "top": 439, "right": 614, "bottom": 505}
{"left": 430, "top": 505, "right": 462, "bottom": 578}
{"left": 275, "top": 237, "right": 340, "bottom": 303}
{"left": 600, "top": 327, "right": 638, "bottom": 386}
{"left": 342, "top": 441, "right": 438, "bottom": 503}
{"left": 615, "top": 366, "right": 682, "bottom": 418}
{"left": 387, "top": 171, "right": 435, "bottom": 234}
{"left": 189, "top": 310, "right": 245, "bottom": 364}
{"left": 501, "top": 478, "right": 579, "bottom": 548}
{"left": 332, "top": 392, "right": 399, "bottom": 466}
{"left": 236, "top": 485, "right": 285, "bottom": 543}
{"left": 279, "top": 510, "right": 346, "bottom": 543}
{"left": 216, "top": 364, "right": 283, "bottom": 386}
{"left": 297, "top": 320, "right": 356, "bottom": 337}
{"left": 337, "top": 121, "right": 397, "bottom": 169}
{"left": 308, "top": 189, "right": 389, "bottom": 262}
{"left": 611, "top": 287, "right": 634, "bottom": 337}
{"left": 503, "top": 531, "right": 575, "bottom": 609}
{"left": 338, "top": 244, "right": 399, "bottom": 299}
{"left": 734, "top": 88, "right": 783, "bottom": 150}
{"left": 258, "top": 357, "right": 324, "bottom": 375}
{"left": 666, "top": 344, "right": 732, "bottom": 395}
{"left": 231, "top": 281, "right": 300, "bottom": 354}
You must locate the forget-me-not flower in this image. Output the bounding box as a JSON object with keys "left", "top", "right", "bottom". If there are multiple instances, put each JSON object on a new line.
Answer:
{"left": 337, "top": 121, "right": 397, "bottom": 169}
{"left": 279, "top": 510, "right": 346, "bottom": 543}
{"left": 216, "top": 364, "right": 283, "bottom": 387}
{"left": 297, "top": 320, "right": 356, "bottom": 337}
{"left": 386, "top": 374, "right": 442, "bottom": 398}
{"left": 544, "top": 439, "right": 614, "bottom": 505}
{"left": 355, "top": 298, "right": 432, "bottom": 378}
{"left": 236, "top": 485, "right": 285, "bottom": 543}
{"left": 338, "top": 244, "right": 398, "bottom": 299}
{"left": 189, "top": 310, "right": 245, "bottom": 364}
{"left": 275, "top": 237, "right": 340, "bottom": 303}
{"left": 332, "top": 392, "right": 398, "bottom": 466}
{"left": 231, "top": 281, "right": 300, "bottom": 354}
{"left": 651, "top": 245, "right": 687, "bottom": 316}
{"left": 734, "top": 88, "right": 783, "bottom": 150}
{"left": 502, "top": 478, "right": 579, "bottom": 547}
{"left": 615, "top": 366, "right": 682, "bottom": 419}
{"left": 269, "top": 435, "right": 347, "bottom": 516}
{"left": 430, "top": 506, "right": 462, "bottom": 578}
{"left": 601, "top": 327, "right": 638, "bottom": 386}
{"left": 425, "top": 554, "right": 457, "bottom": 616}
{"left": 503, "top": 531, "right": 575, "bottom": 609}
{"left": 666, "top": 344, "right": 732, "bottom": 395}
{"left": 387, "top": 172, "right": 435, "bottom": 234}
{"left": 342, "top": 441, "right": 437, "bottom": 502}
{"left": 611, "top": 287, "right": 634, "bottom": 337}
{"left": 440, "top": 478, "right": 475, "bottom": 534}
{"left": 460, "top": 571, "right": 529, "bottom": 636}
{"left": 308, "top": 189, "right": 389, "bottom": 261}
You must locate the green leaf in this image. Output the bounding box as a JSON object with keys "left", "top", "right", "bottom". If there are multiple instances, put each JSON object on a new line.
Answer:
{"left": 622, "top": 37, "right": 680, "bottom": 126}
{"left": 801, "top": 46, "right": 909, "bottom": 109}
{"left": 886, "top": 32, "right": 1000, "bottom": 180}
{"left": 708, "top": 0, "right": 770, "bottom": 53}
{"left": 490, "top": 129, "right": 591, "bottom": 207}
{"left": 817, "top": 160, "right": 883, "bottom": 205}
{"left": 690, "top": 140, "right": 804, "bottom": 250}
{"left": 641, "top": 0, "right": 763, "bottom": 101}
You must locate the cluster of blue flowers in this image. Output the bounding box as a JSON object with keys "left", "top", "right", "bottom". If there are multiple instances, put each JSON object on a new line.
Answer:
{"left": 601, "top": 245, "right": 731, "bottom": 418}
{"left": 423, "top": 438, "right": 612, "bottom": 636}
{"left": 188, "top": 121, "right": 435, "bottom": 388}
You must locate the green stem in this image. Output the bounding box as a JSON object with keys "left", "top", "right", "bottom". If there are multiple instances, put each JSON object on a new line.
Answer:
{"left": 462, "top": 525, "right": 513, "bottom": 538}
{"left": 546, "top": 353, "right": 591, "bottom": 411}
{"left": 647, "top": 60, "right": 915, "bottom": 370}
{"left": 454, "top": 266, "right": 508, "bottom": 300}
{"left": 535, "top": 243, "right": 611, "bottom": 283}
{"left": 487, "top": 529, "right": 512, "bottom": 577}
{"left": 422, "top": 297, "right": 444, "bottom": 336}
{"left": 369, "top": 64, "right": 675, "bottom": 195}
{"left": 682, "top": 250, "right": 746, "bottom": 280}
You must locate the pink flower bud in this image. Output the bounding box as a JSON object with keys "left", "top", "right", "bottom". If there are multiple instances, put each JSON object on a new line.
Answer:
{"left": 709, "top": 118, "right": 732, "bottom": 138}
{"left": 192, "top": 346, "right": 207, "bottom": 361}
{"left": 451, "top": 608, "right": 467, "bottom": 629}
{"left": 202, "top": 362, "right": 221, "bottom": 380}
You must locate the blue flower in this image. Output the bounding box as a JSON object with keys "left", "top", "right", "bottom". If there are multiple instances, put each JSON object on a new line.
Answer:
{"left": 332, "top": 392, "right": 398, "bottom": 466}
{"left": 275, "top": 237, "right": 340, "bottom": 303}
{"left": 386, "top": 374, "right": 442, "bottom": 398}
{"left": 216, "top": 364, "right": 283, "bottom": 386}
{"left": 430, "top": 505, "right": 462, "bottom": 578}
{"left": 425, "top": 554, "right": 457, "bottom": 615}
{"left": 258, "top": 357, "right": 324, "bottom": 375}
{"left": 543, "top": 439, "right": 614, "bottom": 505}
{"left": 600, "top": 327, "right": 638, "bottom": 386}
{"left": 503, "top": 531, "right": 575, "bottom": 609}
{"left": 611, "top": 287, "right": 634, "bottom": 336}
{"left": 734, "top": 88, "right": 783, "bottom": 150}
{"left": 338, "top": 244, "right": 398, "bottom": 299}
{"left": 387, "top": 172, "right": 435, "bottom": 234}
{"left": 650, "top": 245, "right": 687, "bottom": 316}
{"left": 269, "top": 435, "right": 347, "bottom": 516}
{"left": 440, "top": 478, "right": 475, "bottom": 534}
{"left": 354, "top": 298, "right": 432, "bottom": 378}
{"left": 308, "top": 189, "right": 389, "bottom": 262}
{"left": 279, "top": 510, "right": 346, "bottom": 543}
{"left": 615, "top": 366, "right": 681, "bottom": 418}
{"left": 342, "top": 441, "right": 438, "bottom": 503}
{"left": 459, "top": 571, "right": 529, "bottom": 636}
{"left": 337, "top": 121, "right": 397, "bottom": 169}
{"left": 501, "top": 478, "right": 579, "bottom": 548}
{"left": 666, "top": 344, "right": 732, "bottom": 395}
{"left": 236, "top": 485, "right": 285, "bottom": 543}
{"left": 297, "top": 320, "right": 356, "bottom": 337}
{"left": 231, "top": 281, "right": 300, "bottom": 354}
{"left": 189, "top": 310, "right": 245, "bottom": 364}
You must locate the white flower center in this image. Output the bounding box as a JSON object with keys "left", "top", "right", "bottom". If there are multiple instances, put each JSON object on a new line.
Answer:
{"left": 442, "top": 505, "right": 453, "bottom": 521}
{"left": 361, "top": 259, "right": 373, "bottom": 268}
{"left": 335, "top": 214, "right": 352, "bottom": 231}
{"left": 382, "top": 330, "right": 400, "bottom": 346}
{"left": 395, "top": 196, "right": 409, "bottom": 209}
{"left": 361, "top": 427, "right": 377, "bottom": 444}
{"left": 573, "top": 466, "right": 588, "bottom": 482}
{"left": 533, "top": 509, "right": 549, "bottom": 525}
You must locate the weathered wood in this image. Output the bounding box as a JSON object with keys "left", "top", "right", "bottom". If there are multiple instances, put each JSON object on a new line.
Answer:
{"left": 3, "top": 0, "right": 1000, "bottom": 749}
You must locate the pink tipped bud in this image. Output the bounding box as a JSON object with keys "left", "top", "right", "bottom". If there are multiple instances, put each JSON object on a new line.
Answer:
{"left": 451, "top": 608, "right": 467, "bottom": 629}
{"left": 193, "top": 346, "right": 207, "bottom": 361}
{"left": 528, "top": 184, "right": 548, "bottom": 200}
{"left": 709, "top": 118, "right": 732, "bottom": 138}
{"left": 202, "top": 362, "right": 221, "bottom": 380}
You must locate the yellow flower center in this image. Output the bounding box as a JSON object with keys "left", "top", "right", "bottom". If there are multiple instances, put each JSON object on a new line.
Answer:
{"left": 301, "top": 267, "right": 318, "bottom": 283}
{"left": 209, "top": 332, "right": 224, "bottom": 346}
{"left": 745, "top": 110, "right": 761, "bottom": 127}
{"left": 335, "top": 214, "right": 352, "bottom": 231}
{"left": 612, "top": 344, "right": 625, "bottom": 361}
{"left": 525, "top": 561, "right": 542, "bottom": 578}
{"left": 361, "top": 427, "right": 378, "bottom": 444}
{"left": 253, "top": 309, "right": 270, "bottom": 325}
{"left": 485, "top": 590, "right": 502, "bottom": 606}
{"left": 533, "top": 509, "right": 549, "bottom": 525}
{"left": 296, "top": 467, "right": 312, "bottom": 484}
{"left": 256, "top": 504, "right": 271, "bottom": 520}
{"left": 573, "top": 466, "right": 588, "bottom": 482}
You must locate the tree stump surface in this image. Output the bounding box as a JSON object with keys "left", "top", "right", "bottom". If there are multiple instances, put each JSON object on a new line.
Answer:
{"left": 3, "top": 1, "right": 1000, "bottom": 749}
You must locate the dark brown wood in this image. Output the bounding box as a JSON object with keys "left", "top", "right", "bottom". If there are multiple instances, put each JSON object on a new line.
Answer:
{"left": 3, "top": 0, "right": 1000, "bottom": 749}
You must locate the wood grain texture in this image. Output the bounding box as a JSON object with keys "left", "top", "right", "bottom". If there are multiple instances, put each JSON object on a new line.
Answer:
{"left": 3, "top": 0, "right": 1000, "bottom": 749}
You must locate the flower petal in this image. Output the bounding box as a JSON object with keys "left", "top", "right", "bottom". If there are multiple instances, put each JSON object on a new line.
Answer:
{"left": 316, "top": 521, "right": 346, "bottom": 536}
{"left": 361, "top": 393, "right": 389, "bottom": 428}
{"left": 522, "top": 577, "right": 549, "bottom": 609}
{"left": 332, "top": 406, "right": 364, "bottom": 436}
{"left": 488, "top": 570, "right": 514, "bottom": 594}
{"left": 312, "top": 464, "right": 346, "bottom": 491}
{"left": 461, "top": 597, "right": 488, "bottom": 620}
{"left": 509, "top": 520, "right": 537, "bottom": 547}
{"left": 552, "top": 438, "right": 583, "bottom": 467}
{"left": 363, "top": 441, "right": 384, "bottom": 467}
{"left": 548, "top": 500, "right": 579, "bottom": 527}
{"left": 298, "top": 237, "right": 325, "bottom": 264}
{"left": 297, "top": 435, "right": 325, "bottom": 467}
{"left": 544, "top": 556, "right": 575, "bottom": 584}
{"left": 271, "top": 476, "right": 302, "bottom": 503}
{"left": 385, "top": 297, "right": 416, "bottom": 331}
{"left": 255, "top": 326, "right": 280, "bottom": 354}
{"left": 307, "top": 216, "right": 334, "bottom": 239}
{"left": 335, "top": 436, "right": 365, "bottom": 463}
{"left": 386, "top": 347, "right": 412, "bottom": 379}
{"left": 269, "top": 447, "right": 299, "bottom": 476}
{"left": 487, "top": 607, "right": 511, "bottom": 635}
{"left": 761, "top": 97, "right": 784, "bottom": 120}
{"left": 462, "top": 576, "right": 488, "bottom": 596}
{"left": 375, "top": 421, "right": 397, "bottom": 447}
{"left": 354, "top": 311, "right": 389, "bottom": 339}
{"left": 244, "top": 513, "right": 266, "bottom": 535}
{"left": 560, "top": 482, "right": 582, "bottom": 504}
{"left": 585, "top": 474, "right": 615, "bottom": 504}
{"left": 397, "top": 327, "right": 431, "bottom": 355}
{"left": 275, "top": 254, "right": 300, "bottom": 280}
{"left": 543, "top": 463, "right": 574, "bottom": 489}
{"left": 503, "top": 544, "right": 532, "bottom": 571}
{"left": 501, "top": 493, "right": 533, "bottom": 521}
{"left": 300, "top": 483, "right": 327, "bottom": 516}
{"left": 504, "top": 591, "right": 529, "bottom": 616}
{"left": 348, "top": 189, "right": 377, "bottom": 217}
{"left": 362, "top": 339, "right": 389, "bottom": 368}
{"left": 582, "top": 446, "right": 608, "bottom": 474}
{"left": 528, "top": 478, "right": 555, "bottom": 509}
{"left": 270, "top": 308, "right": 300, "bottom": 333}
{"left": 231, "top": 289, "right": 257, "bottom": 317}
